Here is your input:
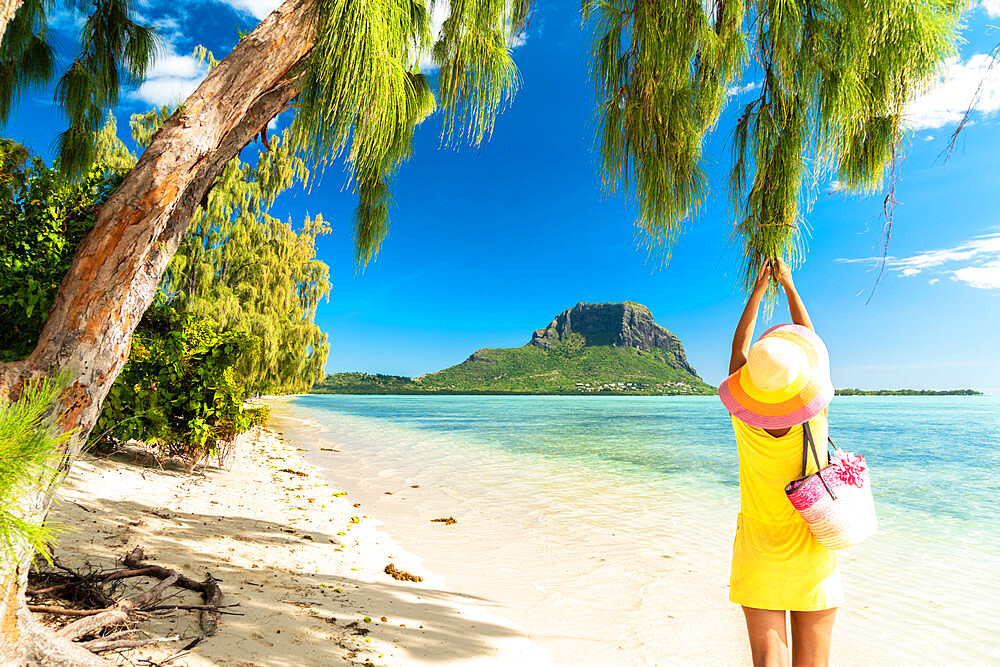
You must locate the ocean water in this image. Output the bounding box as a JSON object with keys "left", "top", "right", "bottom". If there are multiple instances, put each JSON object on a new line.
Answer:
{"left": 270, "top": 395, "right": 1000, "bottom": 665}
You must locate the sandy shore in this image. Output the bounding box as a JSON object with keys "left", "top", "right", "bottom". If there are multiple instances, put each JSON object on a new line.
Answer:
{"left": 45, "top": 426, "right": 551, "bottom": 666}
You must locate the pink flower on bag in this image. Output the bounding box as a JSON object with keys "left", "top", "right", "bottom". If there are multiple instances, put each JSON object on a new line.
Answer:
{"left": 831, "top": 450, "right": 867, "bottom": 487}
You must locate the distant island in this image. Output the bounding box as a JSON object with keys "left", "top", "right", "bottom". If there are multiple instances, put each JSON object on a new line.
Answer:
{"left": 313, "top": 302, "right": 716, "bottom": 396}
{"left": 834, "top": 388, "right": 982, "bottom": 396}
{"left": 312, "top": 303, "right": 985, "bottom": 398}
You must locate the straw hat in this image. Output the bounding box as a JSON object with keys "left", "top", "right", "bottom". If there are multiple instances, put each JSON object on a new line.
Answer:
{"left": 719, "top": 324, "right": 834, "bottom": 429}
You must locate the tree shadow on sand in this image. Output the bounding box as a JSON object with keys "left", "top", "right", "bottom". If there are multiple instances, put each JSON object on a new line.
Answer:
{"left": 45, "top": 459, "right": 536, "bottom": 666}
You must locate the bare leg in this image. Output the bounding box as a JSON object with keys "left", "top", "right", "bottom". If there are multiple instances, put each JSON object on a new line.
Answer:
{"left": 790, "top": 608, "right": 837, "bottom": 667}
{"left": 742, "top": 606, "right": 790, "bottom": 667}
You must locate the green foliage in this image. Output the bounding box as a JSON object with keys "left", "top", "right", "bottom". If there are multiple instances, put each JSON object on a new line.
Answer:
{"left": 0, "top": 0, "right": 55, "bottom": 124}
{"left": 94, "top": 304, "right": 266, "bottom": 461}
{"left": 314, "top": 345, "right": 716, "bottom": 395}
{"left": 419, "top": 343, "right": 716, "bottom": 394}
{"left": 582, "top": 0, "right": 746, "bottom": 251}
{"left": 0, "top": 136, "right": 125, "bottom": 361}
{"left": 155, "top": 124, "right": 331, "bottom": 395}
{"left": 291, "top": 0, "right": 524, "bottom": 268}
{"left": 0, "top": 0, "right": 158, "bottom": 178}
{"left": 129, "top": 104, "right": 174, "bottom": 149}
{"left": 82, "top": 110, "right": 330, "bottom": 395}
{"left": 433, "top": 0, "right": 529, "bottom": 146}
{"left": 314, "top": 373, "right": 420, "bottom": 393}
{"left": 1, "top": 120, "right": 310, "bottom": 462}
{"left": 291, "top": 0, "right": 436, "bottom": 268}
{"left": 0, "top": 110, "right": 329, "bottom": 395}
{"left": 0, "top": 375, "right": 73, "bottom": 565}
{"left": 582, "top": 0, "right": 964, "bottom": 289}
{"left": 55, "top": 0, "right": 157, "bottom": 178}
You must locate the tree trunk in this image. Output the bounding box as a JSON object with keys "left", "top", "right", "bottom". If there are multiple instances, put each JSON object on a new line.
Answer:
{"left": 0, "top": 0, "right": 23, "bottom": 45}
{"left": 0, "top": 0, "right": 314, "bottom": 660}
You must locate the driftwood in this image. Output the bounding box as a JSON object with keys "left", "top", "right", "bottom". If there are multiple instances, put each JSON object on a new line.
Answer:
{"left": 82, "top": 633, "right": 180, "bottom": 653}
{"left": 29, "top": 567, "right": 157, "bottom": 597}
{"left": 123, "top": 547, "right": 223, "bottom": 636}
{"left": 26, "top": 547, "right": 228, "bottom": 658}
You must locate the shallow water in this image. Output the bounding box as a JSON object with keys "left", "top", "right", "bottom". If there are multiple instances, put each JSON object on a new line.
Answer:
{"left": 270, "top": 395, "right": 1000, "bottom": 665}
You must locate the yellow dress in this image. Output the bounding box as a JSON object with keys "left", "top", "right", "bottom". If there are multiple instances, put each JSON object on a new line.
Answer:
{"left": 729, "top": 411, "right": 844, "bottom": 611}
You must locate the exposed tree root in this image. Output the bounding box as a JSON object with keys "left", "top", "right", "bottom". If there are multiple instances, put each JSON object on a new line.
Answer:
{"left": 123, "top": 548, "right": 223, "bottom": 636}
{"left": 25, "top": 547, "right": 228, "bottom": 661}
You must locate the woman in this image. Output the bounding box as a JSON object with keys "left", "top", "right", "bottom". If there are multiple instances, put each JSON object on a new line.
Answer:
{"left": 719, "top": 258, "right": 841, "bottom": 667}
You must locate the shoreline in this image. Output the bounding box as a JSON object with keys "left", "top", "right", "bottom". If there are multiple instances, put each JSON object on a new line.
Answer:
{"left": 267, "top": 398, "right": 757, "bottom": 665}
{"left": 47, "top": 426, "right": 550, "bottom": 666}
{"left": 305, "top": 390, "right": 985, "bottom": 397}
{"left": 267, "top": 394, "right": 1000, "bottom": 665}
{"left": 45, "top": 394, "right": 1000, "bottom": 665}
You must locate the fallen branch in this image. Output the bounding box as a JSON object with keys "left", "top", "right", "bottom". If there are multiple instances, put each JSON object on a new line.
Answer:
{"left": 83, "top": 634, "right": 180, "bottom": 653}
{"left": 147, "top": 603, "right": 240, "bottom": 612}
{"left": 57, "top": 610, "right": 129, "bottom": 642}
{"left": 124, "top": 547, "right": 223, "bottom": 636}
{"left": 28, "top": 606, "right": 106, "bottom": 617}
{"left": 28, "top": 547, "right": 227, "bottom": 659}
{"left": 28, "top": 567, "right": 157, "bottom": 597}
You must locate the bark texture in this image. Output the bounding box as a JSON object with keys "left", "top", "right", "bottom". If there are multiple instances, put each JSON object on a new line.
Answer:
{"left": 0, "top": 0, "right": 23, "bottom": 45}
{"left": 0, "top": 0, "right": 315, "bottom": 661}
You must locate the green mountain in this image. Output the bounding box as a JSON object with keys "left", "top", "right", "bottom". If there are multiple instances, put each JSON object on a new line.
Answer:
{"left": 314, "top": 302, "right": 715, "bottom": 395}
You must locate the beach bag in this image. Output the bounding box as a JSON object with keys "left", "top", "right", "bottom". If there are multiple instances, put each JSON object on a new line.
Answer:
{"left": 784, "top": 422, "right": 878, "bottom": 550}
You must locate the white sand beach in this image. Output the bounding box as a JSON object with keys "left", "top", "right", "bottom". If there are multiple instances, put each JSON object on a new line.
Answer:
{"left": 45, "top": 426, "right": 551, "bottom": 666}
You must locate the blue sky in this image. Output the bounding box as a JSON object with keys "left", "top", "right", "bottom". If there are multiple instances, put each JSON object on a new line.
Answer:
{"left": 5, "top": 0, "right": 1000, "bottom": 392}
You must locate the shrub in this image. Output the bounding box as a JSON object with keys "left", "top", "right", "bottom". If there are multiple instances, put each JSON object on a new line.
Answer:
{"left": 94, "top": 303, "right": 265, "bottom": 463}
{"left": 0, "top": 376, "right": 73, "bottom": 564}
{"left": 0, "top": 139, "right": 123, "bottom": 361}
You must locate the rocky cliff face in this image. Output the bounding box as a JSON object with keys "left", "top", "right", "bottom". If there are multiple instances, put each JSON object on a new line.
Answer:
{"left": 529, "top": 302, "right": 699, "bottom": 377}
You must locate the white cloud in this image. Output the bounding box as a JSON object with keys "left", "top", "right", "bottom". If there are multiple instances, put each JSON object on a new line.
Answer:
{"left": 904, "top": 54, "right": 1000, "bottom": 130}
{"left": 727, "top": 81, "right": 760, "bottom": 97}
{"left": 417, "top": 1, "right": 452, "bottom": 71}
{"left": 954, "top": 262, "right": 1000, "bottom": 289}
{"left": 48, "top": 5, "right": 86, "bottom": 31}
{"left": 838, "top": 232, "right": 1000, "bottom": 289}
{"left": 983, "top": 0, "right": 1000, "bottom": 17}
{"left": 132, "top": 44, "right": 209, "bottom": 106}
{"left": 416, "top": 2, "right": 527, "bottom": 71}
{"left": 212, "top": 0, "right": 282, "bottom": 19}
{"left": 826, "top": 179, "right": 845, "bottom": 194}
{"left": 928, "top": 278, "right": 940, "bottom": 285}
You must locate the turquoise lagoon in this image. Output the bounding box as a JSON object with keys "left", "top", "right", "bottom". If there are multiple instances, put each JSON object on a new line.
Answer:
{"left": 270, "top": 395, "right": 1000, "bottom": 665}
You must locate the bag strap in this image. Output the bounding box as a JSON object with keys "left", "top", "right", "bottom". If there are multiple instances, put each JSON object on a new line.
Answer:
{"left": 802, "top": 422, "right": 837, "bottom": 501}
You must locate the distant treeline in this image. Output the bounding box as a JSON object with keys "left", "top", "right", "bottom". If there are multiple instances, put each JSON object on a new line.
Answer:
{"left": 835, "top": 388, "right": 982, "bottom": 396}
{"left": 313, "top": 373, "right": 418, "bottom": 393}
{"left": 317, "top": 376, "right": 984, "bottom": 398}
{"left": 312, "top": 372, "right": 716, "bottom": 396}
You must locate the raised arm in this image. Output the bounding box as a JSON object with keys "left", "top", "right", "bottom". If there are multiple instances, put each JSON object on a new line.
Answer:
{"left": 729, "top": 261, "right": 771, "bottom": 374}
{"left": 772, "top": 258, "right": 813, "bottom": 331}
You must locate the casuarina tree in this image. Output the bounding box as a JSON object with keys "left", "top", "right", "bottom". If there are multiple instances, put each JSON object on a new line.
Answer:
{"left": 0, "top": 1, "right": 525, "bottom": 662}
{"left": 582, "top": 0, "right": 962, "bottom": 289}
{"left": 0, "top": 0, "right": 157, "bottom": 177}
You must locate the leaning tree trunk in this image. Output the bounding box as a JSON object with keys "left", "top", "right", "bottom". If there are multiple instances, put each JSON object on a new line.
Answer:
{"left": 0, "top": 0, "right": 22, "bottom": 44}
{"left": 0, "top": 0, "right": 314, "bottom": 661}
